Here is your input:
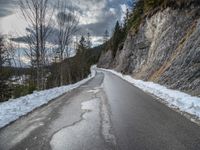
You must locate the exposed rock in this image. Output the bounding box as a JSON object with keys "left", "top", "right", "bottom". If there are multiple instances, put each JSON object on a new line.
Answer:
{"left": 98, "top": 7, "right": 200, "bottom": 96}
{"left": 98, "top": 50, "right": 113, "bottom": 69}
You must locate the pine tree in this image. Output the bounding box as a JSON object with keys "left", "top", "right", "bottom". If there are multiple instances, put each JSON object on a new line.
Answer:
{"left": 111, "top": 21, "right": 122, "bottom": 57}
{"left": 103, "top": 30, "right": 109, "bottom": 43}
{"left": 76, "top": 36, "right": 88, "bottom": 78}
{"left": 79, "top": 36, "right": 87, "bottom": 52}
{"left": 123, "top": 8, "right": 130, "bottom": 30}
{"left": 86, "top": 33, "right": 92, "bottom": 48}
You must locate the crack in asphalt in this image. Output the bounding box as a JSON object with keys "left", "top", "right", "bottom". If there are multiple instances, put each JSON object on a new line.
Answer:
{"left": 48, "top": 91, "right": 94, "bottom": 146}
{"left": 49, "top": 110, "right": 87, "bottom": 144}
{"left": 49, "top": 85, "right": 117, "bottom": 150}
{"left": 98, "top": 89, "right": 117, "bottom": 149}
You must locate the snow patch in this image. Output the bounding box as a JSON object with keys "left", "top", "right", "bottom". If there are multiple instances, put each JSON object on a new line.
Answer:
{"left": 99, "top": 68, "right": 200, "bottom": 120}
{"left": 0, "top": 66, "right": 96, "bottom": 129}
{"left": 87, "top": 89, "right": 99, "bottom": 94}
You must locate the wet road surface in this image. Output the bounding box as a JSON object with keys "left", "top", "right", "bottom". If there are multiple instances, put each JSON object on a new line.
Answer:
{"left": 0, "top": 70, "right": 200, "bottom": 150}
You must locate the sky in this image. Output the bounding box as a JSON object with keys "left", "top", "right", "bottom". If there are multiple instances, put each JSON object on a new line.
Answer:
{"left": 0, "top": 0, "right": 132, "bottom": 45}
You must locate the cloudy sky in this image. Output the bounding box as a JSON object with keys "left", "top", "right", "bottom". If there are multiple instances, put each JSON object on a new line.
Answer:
{"left": 0, "top": 0, "right": 132, "bottom": 45}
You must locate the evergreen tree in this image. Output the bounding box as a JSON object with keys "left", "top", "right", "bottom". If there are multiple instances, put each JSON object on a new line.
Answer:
{"left": 123, "top": 8, "right": 130, "bottom": 31}
{"left": 86, "top": 33, "right": 92, "bottom": 48}
{"left": 78, "top": 36, "right": 87, "bottom": 52}
{"left": 103, "top": 30, "right": 109, "bottom": 43}
{"left": 76, "top": 36, "right": 88, "bottom": 78}
{"left": 111, "top": 21, "right": 122, "bottom": 57}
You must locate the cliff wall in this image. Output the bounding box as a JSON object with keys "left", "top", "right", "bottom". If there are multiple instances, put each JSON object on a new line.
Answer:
{"left": 98, "top": 6, "right": 200, "bottom": 96}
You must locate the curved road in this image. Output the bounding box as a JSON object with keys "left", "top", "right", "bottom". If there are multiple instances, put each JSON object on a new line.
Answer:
{"left": 0, "top": 70, "right": 200, "bottom": 150}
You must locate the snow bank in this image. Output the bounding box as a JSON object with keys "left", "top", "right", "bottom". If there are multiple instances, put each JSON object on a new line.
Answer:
{"left": 0, "top": 66, "right": 96, "bottom": 128}
{"left": 100, "top": 68, "right": 200, "bottom": 119}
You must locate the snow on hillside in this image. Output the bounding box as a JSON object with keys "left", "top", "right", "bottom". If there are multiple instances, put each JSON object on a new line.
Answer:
{"left": 100, "top": 68, "right": 200, "bottom": 120}
{"left": 0, "top": 67, "right": 96, "bottom": 128}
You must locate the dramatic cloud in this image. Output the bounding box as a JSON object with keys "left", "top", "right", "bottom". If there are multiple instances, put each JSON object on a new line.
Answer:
{"left": 0, "top": 0, "right": 17, "bottom": 17}
{"left": 69, "top": 0, "right": 127, "bottom": 36}
{"left": 0, "top": 0, "right": 131, "bottom": 45}
{"left": 57, "top": 0, "right": 130, "bottom": 43}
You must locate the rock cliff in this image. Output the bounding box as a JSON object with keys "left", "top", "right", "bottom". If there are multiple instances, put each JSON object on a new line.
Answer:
{"left": 98, "top": 6, "right": 200, "bottom": 96}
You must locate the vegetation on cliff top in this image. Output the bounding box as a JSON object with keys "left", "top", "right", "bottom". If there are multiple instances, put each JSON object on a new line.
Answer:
{"left": 128, "top": 0, "right": 200, "bottom": 33}
{"left": 103, "top": 0, "right": 200, "bottom": 58}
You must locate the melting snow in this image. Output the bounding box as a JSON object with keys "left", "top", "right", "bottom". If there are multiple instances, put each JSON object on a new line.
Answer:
{"left": 0, "top": 67, "right": 96, "bottom": 128}
{"left": 87, "top": 89, "right": 99, "bottom": 94}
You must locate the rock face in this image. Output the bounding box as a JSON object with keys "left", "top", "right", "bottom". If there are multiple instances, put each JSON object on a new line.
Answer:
{"left": 98, "top": 7, "right": 200, "bottom": 96}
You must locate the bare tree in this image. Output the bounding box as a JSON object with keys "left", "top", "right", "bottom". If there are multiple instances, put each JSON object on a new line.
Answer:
{"left": 5, "top": 38, "right": 16, "bottom": 68}
{"left": 16, "top": 43, "right": 23, "bottom": 69}
{"left": 0, "top": 34, "right": 12, "bottom": 101}
{"left": 56, "top": 1, "right": 79, "bottom": 85}
{"left": 19, "top": 0, "right": 55, "bottom": 90}
{"left": 0, "top": 36, "right": 8, "bottom": 68}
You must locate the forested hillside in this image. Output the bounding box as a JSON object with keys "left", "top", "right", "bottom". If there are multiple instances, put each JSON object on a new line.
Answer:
{"left": 0, "top": 34, "right": 101, "bottom": 102}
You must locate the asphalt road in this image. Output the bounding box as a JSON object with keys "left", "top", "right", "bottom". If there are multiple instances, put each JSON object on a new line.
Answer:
{"left": 0, "top": 70, "right": 200, "bottom": 150}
